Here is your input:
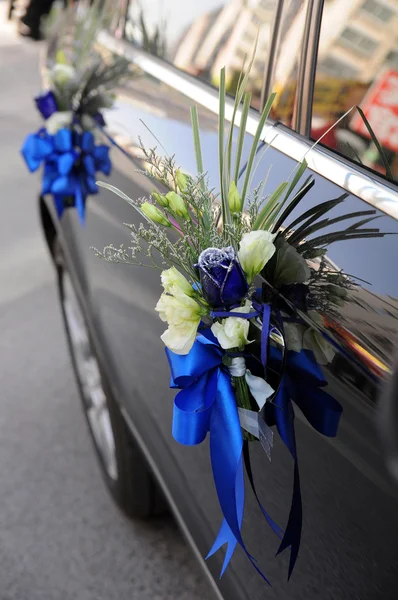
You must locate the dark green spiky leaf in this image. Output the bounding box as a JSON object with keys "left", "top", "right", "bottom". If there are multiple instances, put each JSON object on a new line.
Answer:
{"left": 288, "top": 210, "right": 377, "bottom": 246}
{"left": 272, "top": 177, "right": 315, "bottom": 233}
{"left": 285, "top": 193, "right": 348, "bottom": 233}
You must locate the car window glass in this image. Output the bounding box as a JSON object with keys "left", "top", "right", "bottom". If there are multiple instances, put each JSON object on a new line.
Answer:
{"left": 268, "top": 0, "right": 309, "bottom": 126}
{"left": 124, "top": 0, "right": 280, "bottom": 109}
{"left": 312, "top": 0, "right": 398, "bottom": 182}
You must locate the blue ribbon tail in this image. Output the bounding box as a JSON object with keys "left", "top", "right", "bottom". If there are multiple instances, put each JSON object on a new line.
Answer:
{"left": 242, "top": 441, "right": 284, "bottom": 540}
{"left": 274, "top": 380, "right": 302, "bottom": 578}
{"left": 53, "top": 194, "right": 64, "bottom": 219}
{"left": 210, "top": 371, "right": 271, "bottom": 585}
{"left": 206, "top": 452, "right": 245, "bottom": 577}
{"left": 75, "top": 175, "right": 86, "bottom": 226}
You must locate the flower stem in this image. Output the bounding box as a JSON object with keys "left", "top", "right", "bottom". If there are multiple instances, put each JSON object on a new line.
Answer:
{"left": 233, "top": 374, "right": 257, "bottom": 442}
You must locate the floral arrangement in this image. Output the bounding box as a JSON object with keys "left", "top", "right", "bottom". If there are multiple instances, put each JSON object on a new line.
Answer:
{"left": 93, "top": 62, "right": 388, "bottom": 582}
{"left": 21, "top": 1, "right": 130, "bottom": 223}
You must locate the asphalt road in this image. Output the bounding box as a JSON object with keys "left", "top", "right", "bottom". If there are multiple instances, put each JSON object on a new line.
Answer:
{"left": 0, "top": 13, "right": 210, "bottom": 600}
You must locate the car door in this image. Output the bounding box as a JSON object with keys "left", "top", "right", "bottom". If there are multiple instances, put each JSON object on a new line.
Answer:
{"left": 63, "top": 0, "right": 398, "bottom": 598}
{"left": 241, "top": 0, "right": 398, "bottom": 598}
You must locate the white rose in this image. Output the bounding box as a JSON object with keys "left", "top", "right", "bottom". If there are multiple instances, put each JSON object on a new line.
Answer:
{"left": 155, "top": 291, "right": 205, "bottom": 355}
{"left": 50, "top": 64, "right": 77, "bottom": 87}
{"left": 211, "top": 304, "right": 253, "bottom": 350}
{"left": 238, "top": 230, "right": 276, "bottom": 284}
{"left": 46, "top": 111, "right": 73, "bottom": 134}
{"left": 161, "top": 267, "right": 194, "bottom": 297}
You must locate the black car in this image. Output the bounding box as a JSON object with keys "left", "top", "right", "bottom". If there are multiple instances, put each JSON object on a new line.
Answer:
{"left": 39, "top": 1, "right": 398, "bottom": 598}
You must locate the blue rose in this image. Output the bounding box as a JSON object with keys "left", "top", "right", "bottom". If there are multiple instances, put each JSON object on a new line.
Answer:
{"left": 196, "top": 247, "right": 248, "bottom": 308}
{"left": 35, "top": 91, "right": 58, "bottom": 120}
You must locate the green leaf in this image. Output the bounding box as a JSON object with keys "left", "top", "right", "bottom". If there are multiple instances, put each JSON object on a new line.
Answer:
{"left": 190, "top": 106, "right": 205, "bottom": 192}
{"left": 356, "top": 105, "right": 394, "bottom": 181}
{"left": 346, "top": 215, "right": 380, "bottom": 231}
{"left": 298, "top": 230, "right": 391, "bottom": 253}
{"left": 218, "top": 67, "right": 232, "bottom": 236}
{"left": 288, "top": 209, "right": 377, "bottom": 246}
{"left": 281, "top": 159, "right": 308, "bottom": 208}
{"left": 233, "top": 92, "right": 251, "bottom": 184}
{"left": 285, "top": 194, "right": 348, "bottom": 232}
{"left": 272, "top": 177, "right": 315, "bottom": 233}
{"left": 240, "top": 92, "right": 276, "bottom": 209}
{"left": 252, "top": 180, "right": 288, "bottom": 230}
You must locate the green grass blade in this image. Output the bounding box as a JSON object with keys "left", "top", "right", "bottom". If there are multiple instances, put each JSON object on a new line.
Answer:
{"left": 97, "top": 182, "right": 153, "bottom": 223}
{"left": 240, "top": 92, "right": 276, "bottom": 209}
{"left": 252, "top": 180, "right": 288, "bottom": 230}
{"left": 281, "top": 159, "right": 308, "bottom": 207}
{"left": 225, "top": 42, "right": 257, "bottom": 189}
{"left": 355, "top": 105, "right": 394, "bottom": 181}
{"left": 233, "top": 92, "right": 251, "bottom": 184}
{"left": 262, "top": 202, "right": 283, "bottom": 231}
{"left": 190, "top": 106, "right": 205, "bottom": 192}
{"left": 218, "top": 67, "right": 232, "bottom": 234}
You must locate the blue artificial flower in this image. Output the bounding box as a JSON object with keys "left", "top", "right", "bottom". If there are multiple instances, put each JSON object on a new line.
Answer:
{"left": 196, "top": 247, "right": 248, "bottom": 308}
{"left": 34, "top": 91, "right": 58, "bottom": 120}
{"left": 21, "top": 127, "right": 112, "bottom": 224}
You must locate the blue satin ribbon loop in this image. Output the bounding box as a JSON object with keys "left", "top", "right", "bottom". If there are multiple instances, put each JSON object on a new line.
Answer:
{"left": 21, "top": 125, "right": 112, "bottom": 224}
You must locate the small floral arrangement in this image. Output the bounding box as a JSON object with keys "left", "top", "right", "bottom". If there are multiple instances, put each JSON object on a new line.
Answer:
{"left": 21, "top": 1, "right": 130, "bottom": 223}
{"left": 94, "top": 59, "right": 388, "bottom": 582}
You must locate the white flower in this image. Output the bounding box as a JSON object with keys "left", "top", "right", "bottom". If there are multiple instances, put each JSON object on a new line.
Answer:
{"left": 211, "top": 304, "right": 253, "bottom": 350}
{"left": 238, "top": 231, "right": 276, "bottom": 284}
{"left": 161, "top": 267, "right": 194, "bottom": 297}
{"left": 45, "top": 111, "right": 73, "bottom": 134}
{"left": 161, "top": 322, "right": 199, "bottom": 355}
{"left": 155, "top": 291, "right": 205, "bottom": 355}
{"left": 50, "top": 64, "right": 77, "bottom": 87}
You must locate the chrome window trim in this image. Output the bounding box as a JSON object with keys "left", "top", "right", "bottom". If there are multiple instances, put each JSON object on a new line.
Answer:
{"left": 294, "top": 0, "right": 324, "bottom": 136}
{"left": 99, "top": 31, "right": 398, "bottom": 220}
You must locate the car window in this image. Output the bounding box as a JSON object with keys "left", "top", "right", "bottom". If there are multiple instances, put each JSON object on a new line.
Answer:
{"left": 311, "top": 0, "right": 398, "bottom": 183}
{"left": 124, "top": 0, "right": 282, "bottom": 109}
{"left": 267, "top": 0, "right": 310, "bottom": 127}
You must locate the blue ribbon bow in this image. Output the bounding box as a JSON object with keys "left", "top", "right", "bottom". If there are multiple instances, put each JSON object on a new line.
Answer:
{"left": 21, "top": 127, "right": 112, "bottom": 224}
{"left": 166, "top": 334, "right": 272, "bottom": 583}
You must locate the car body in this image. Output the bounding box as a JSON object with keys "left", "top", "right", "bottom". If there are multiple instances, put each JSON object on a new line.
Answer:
{"left": 39, "top": 1, "right": 398, "bottom": 598}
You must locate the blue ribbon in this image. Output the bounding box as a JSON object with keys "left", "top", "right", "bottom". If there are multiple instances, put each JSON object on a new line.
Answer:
{"left": 167, "top": 302, "right": 343, "bottom": 582}
{"left": 21, "top": 127, "right": 112, "bottom": 224}
{"left": 166, "top": 334, "right": 271, "bottom": 583}
{"left": 270, "top": 343, "right": 342, "bottom": 577}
